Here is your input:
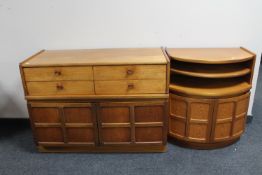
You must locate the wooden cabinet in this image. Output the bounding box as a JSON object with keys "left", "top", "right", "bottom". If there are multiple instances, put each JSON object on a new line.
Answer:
{"left": 20, "top": 48, "right": 169, "bottom": 152}
{"left": 166, "top": 47, "right": 256, "bottom": 149}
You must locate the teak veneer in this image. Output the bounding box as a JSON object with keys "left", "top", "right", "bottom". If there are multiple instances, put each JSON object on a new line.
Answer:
{"left": 20, "top": 48, "right": 169, "bottom": 152}
{"left": 166, "top": 47, "right": 256, "bottom": 149}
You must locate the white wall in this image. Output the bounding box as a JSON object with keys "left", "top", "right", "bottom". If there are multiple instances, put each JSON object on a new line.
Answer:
{"left": 0, "top": 0, "right": 261, "bottom": 118}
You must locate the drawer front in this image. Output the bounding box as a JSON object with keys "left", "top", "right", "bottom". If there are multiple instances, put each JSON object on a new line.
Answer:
{"left": 24, "top": 66, "right": 93, "bottom": 81}
{"left": 93, "top": 65, "right": 166, "bottom": 80}
{"left": 95, "top": 80, "right": 166, "bottom": 95}
{"left": 27, "top": 81, "right": 94, "bottom": 96}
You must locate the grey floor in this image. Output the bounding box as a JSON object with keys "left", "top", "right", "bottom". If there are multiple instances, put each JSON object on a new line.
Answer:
{"left": 1, "top": 68, "right": 262, "bottom": 175}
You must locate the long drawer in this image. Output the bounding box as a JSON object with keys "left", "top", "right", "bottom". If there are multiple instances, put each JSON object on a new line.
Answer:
{"left": 27, "top": 81, "right": 94, "bottom": 96}
{"left": 24, "top": 66, "right": 93, "bottom": 81}
{"left": 95, "top": 80, "right": 166, "bottom": 95}
{"left": 93, "top": 65, "right": 166, "bottom": 80}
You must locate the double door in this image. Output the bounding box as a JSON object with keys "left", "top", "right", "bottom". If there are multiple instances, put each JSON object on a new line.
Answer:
{"left": 169, "top": 92, "right": 250, "bottom": 143}
{"left": 28, "top": 100, "right": 167, "bottom": 147}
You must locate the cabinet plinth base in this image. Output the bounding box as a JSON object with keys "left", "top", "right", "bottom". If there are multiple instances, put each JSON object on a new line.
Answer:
{"left": 168, "top": 136, "right": 240, "bottom": 150}
{"left": 37, "top": 145, "right": 167, "bottom": 153}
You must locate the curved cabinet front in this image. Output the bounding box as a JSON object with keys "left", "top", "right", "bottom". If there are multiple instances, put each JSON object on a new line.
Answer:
{"left": 169, "top": 92, "right": 250, "bottom": 149}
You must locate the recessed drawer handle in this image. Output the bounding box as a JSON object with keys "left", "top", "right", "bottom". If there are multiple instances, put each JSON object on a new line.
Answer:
{"left": 127, "top": 83, "right": 134, "bottom": 89}
{"left": 54, "top": 70, "right": 62, "bottom": 76}
{"left": 126, "top": 69, "right": 134, "bottom": 75}
{"left": 56, "top": 83, "right": 64, "bottom": 90}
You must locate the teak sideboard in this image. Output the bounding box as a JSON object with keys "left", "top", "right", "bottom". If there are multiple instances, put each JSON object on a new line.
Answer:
{"left": 20, "top": 48, "right": 169, "bottom": 152}
{"left": 166, "top": 47, "right": 256, "bottom": 149}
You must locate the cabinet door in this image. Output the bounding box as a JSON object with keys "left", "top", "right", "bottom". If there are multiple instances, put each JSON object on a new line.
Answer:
{"left": 63, "top": 104, "right": 97, "bottom": 145}
{"left": 169, "top": 94, "right": 214, "bottom": 143}
{"left": 30, "top": 105, "right": 63, "bottom": 144}
{"left": 187, "top": 98, "right": 214, "bottom": 143}
{"left": 28, "top": 103, "right": 97, "bottom": 146}
{"left": 212, "top": 92, "right": 250, "bottom": 142}
{"left": 97, "top": 101, "right": 167, "bottom": 145}
{"left": 98, "top": 103, "right": 132, "bottom": 145}
{"left": 169, "top": 94, "right": 187, "bottom": 139}
{"left": 134, "top": 103, "right": 166, "bottom": 144}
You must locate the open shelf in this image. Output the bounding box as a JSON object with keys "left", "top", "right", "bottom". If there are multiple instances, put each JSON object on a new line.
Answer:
{"left": 169, "top": 76, "right": 251, "bottom": 98}
{"left": 167, "top": 47, "right": 256, "bottom": 149}
{"left": 170, "top": 62, "right": 251, "bottom": 78}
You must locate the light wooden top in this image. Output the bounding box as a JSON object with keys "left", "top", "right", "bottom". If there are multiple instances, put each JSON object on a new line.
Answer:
{"left": 166, "top": 48, "right": 254, "bottom": 64}
{"left": 21, "top": 48, "right": 167, "bottom": 67}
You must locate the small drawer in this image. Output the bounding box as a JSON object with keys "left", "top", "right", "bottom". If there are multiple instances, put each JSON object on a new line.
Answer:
{"left": 93, "top": 65, "right": 166, "bottom": 80}
{"left": 95, "top": 80, "right": 166, "bottom": 95}
{"left": 23, "top": 66, "right": 93, "bottom": 81}
{"left": 27, "top": 81, "right": 94, "bottom": 96}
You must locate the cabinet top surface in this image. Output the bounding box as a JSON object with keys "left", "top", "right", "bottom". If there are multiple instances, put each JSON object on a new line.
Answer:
{"left": 166, "top": 48, "right": 254, "bottom": 64}
{"left": 21, "top": 48, "right": 167, "bottom": 67}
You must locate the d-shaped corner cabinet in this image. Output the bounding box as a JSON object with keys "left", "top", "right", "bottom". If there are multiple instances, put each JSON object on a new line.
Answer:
{"left": 166, "top": 47, "right": 256, "bottom": 149}
{"left": 20, "top": 48, "right": 169, "bottom": 152}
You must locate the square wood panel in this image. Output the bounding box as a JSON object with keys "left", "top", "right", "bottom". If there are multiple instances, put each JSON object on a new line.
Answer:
{"left": 236, "top": 98, "right": 249, "bottom": 115}
{"left": 188, "top": 123, "right": 207, "bottom": 141}
{"left": 135, "top": 127, "right": 162, "bottom": 142}
{"left": 66, "top": 128, "right": 94, "bottom": 143}
{"left": 64, "top": 107, "right": 93, "bottom": 123}
{"left": 31, "top": 107, "right": 60, "bottom": 123}
{"left": 169, "top": 119, "right": 185, "bottom": 138}
{"left": 135, "top": 106, "right": 164, "bottom": 122}
{"left": 100, "top": 107, "right": 130, "bottom": 123}
{"left": 214, "top": 123, "right": 231, "bottom": 140}
{"left": 190, "top": 103, "right": 210, "bottom": 120}
{"left": 101, "top": 128, "right": 131, "bottom": 143}
{"left": 216, "top": 102, "right": 234, "bottom": 119}
{"left": 170, "top": 98, "right": 187, "bottom": 118}
{"left": 36, "top": 127, "right": 63, "bottom": 142}
{"left": 233, "top": 117, "right": 245, "bottom": 135}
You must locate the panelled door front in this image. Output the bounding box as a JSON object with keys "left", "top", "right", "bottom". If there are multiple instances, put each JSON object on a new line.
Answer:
{"left": 169, "top": 93, "right": 250, "bottom": 143}
{"left": 29, "top": 103, "right": 97, "bottom": 146}
{"left": 212, "top": 92, "right": 250, "bottom": 142}
{"left": 97, "top": 101, "right": 167, "bottom": 146}
{"left": 169, "top": 94, "right": 214, "bottom": 143}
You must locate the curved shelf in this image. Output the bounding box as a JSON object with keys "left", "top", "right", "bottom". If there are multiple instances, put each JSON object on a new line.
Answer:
{"left": 170, "top": 67, "right": 251, "bottom": 78}
{"left": 169, "top": 79, "right": 251, "bottom": 98}
{"left": 167, "top": 48, "right": 254, "bottom": 64}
